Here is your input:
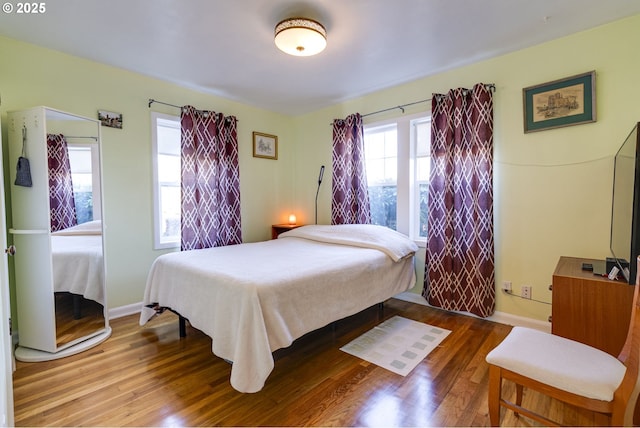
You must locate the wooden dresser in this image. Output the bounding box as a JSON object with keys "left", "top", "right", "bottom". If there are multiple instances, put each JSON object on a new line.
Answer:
{"left": 551, "top": 256, "right": 634, "bottom": 356}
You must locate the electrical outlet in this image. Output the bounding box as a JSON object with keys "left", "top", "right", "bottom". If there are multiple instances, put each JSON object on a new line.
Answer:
{"left": 502, "top": 281, "right": 512, "bottom": 292}
{"left": 521, "top": 285, "right": 532, "bottom": 299}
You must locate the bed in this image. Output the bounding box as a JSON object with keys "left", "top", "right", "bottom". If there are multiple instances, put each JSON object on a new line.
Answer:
{"left": 139, "top": 224, "right": 418, "bottom": 393}
{"left": 51, "top": 220, "right": 104, "bottom": 306}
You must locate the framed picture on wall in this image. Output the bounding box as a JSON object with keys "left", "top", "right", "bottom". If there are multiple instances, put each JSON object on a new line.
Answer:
{"left": 98, "top": 110, "right": 123, "bottom": 129}
{"left": 522, "top": 70, "right": 596, "bottom": 133}
{"left": 253, "top": 132, "right": 278, "bottom": 160}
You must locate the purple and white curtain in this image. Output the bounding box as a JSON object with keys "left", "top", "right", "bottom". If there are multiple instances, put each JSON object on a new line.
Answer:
{"left": 180, "top": 106, "right": 242, "bottom": 250}
{"left": 331, "top": 113, "right": 371, "bottom": 225}
{"left": 47, "top": 134, "right": 77, "bottom": 232}
{"left": 423, "top": 83, "right": 495, "bottom": 318}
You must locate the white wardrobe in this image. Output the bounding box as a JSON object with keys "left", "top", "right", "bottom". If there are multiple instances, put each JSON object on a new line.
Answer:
{"left": 7, "top": 106, "right": 111, "bottom": 361}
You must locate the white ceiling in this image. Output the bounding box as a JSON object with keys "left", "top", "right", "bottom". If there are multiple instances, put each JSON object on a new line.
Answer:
{"left": 1, "top": 0, "right": 639, "bottom": 116}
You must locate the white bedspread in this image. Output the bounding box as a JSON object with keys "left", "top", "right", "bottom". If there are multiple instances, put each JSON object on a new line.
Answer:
{"left": 140, "top": 224, "right": 417, "bottom": 393}
{"left": 51, "top": 221, "right": 104, "bottom": 305}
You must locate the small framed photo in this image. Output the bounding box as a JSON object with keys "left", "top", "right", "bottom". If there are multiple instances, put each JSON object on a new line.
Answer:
{"left": 98, "top": 110, "right": 123, "bottom": 129}
{"left": 252, "top": 132, "right": 278, "bottom": 160}
{"left": 523, "top": 70, "right": 596, "bottom": 133}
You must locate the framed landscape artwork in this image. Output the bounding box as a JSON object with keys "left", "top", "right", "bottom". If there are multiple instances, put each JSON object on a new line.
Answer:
{"left": 523, "top": 71, "right": 596, "bottom": 133}
{"left": 98, "top": 110, "right": 123, "bottom": 129}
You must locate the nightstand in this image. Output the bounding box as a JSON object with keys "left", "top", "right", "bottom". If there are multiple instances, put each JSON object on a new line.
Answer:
{"left": 271, "top": 224, "right": 303, "bottom": 239}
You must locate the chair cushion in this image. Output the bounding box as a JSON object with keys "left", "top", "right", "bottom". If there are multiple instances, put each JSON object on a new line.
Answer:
{"left": 486, "top": 327, "right": 626, "bottom": 401}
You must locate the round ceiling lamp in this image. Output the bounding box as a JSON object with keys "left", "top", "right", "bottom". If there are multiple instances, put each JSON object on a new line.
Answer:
{"left": 274, "top": 18, "right": 327, "bottom": 56}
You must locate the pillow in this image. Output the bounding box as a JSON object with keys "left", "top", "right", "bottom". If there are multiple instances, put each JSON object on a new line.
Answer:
{"left": 52, "top": 220, "right": 102, "bottom": 236}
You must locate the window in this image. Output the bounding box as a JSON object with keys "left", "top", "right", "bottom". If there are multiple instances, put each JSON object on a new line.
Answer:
{"left": 364, "top": 113, "right": 431, "bottom": 242}
{"left": 151, "top": 112, "right": 181, "bottom": 249}
{"left": 364, "top": 124, "right": 398, "bottom": 230}
{"left": 68, "top": 144, "right": 101, "bottom": 224}
{"left": 413, "top": 118, "right": 431, "bottom": 239}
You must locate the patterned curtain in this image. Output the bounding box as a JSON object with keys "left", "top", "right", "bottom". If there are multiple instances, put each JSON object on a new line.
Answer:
{"left": 423, "top": 83, "right": 495, "bottom": 318}
{"left": 47, "top": 134, "right": 77, "bottom": 232}
{"left": 331, "top": 113, "right": 371, "bottom": 225}
{"left": 180, "top": 106, "right": 242, "bottom": 250}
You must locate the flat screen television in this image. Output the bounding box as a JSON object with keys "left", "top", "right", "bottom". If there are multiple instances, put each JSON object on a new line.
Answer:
{"left": 610, "top": 122, "right": 640, "bottom": 284}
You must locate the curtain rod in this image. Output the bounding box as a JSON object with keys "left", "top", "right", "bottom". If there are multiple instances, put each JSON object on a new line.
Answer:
{"left": 64, "top": 135, "right": 98, "bottom": 141}
{"left": 148, "top": 98, "right": 238, "bottom": 120}
{"left": 362, "top": 98, "right": 430, "bottom": 118}
{"left": 148, "top": 98, "right": 181, "bottom": 109}
{"left": 330, "top": 83, "right": 496, "bottom": 125}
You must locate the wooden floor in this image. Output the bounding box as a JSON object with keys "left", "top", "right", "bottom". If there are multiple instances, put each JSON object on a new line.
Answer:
{"left": 54, "top": 292, "right": 106, "bottom": 348}
{"left": 13, "top": 298, "right": 605, "bottom": 426}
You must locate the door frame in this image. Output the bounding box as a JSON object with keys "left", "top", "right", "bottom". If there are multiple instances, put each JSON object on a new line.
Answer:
{"left": 0, "top": 117, "right": 15, "bottom": 426}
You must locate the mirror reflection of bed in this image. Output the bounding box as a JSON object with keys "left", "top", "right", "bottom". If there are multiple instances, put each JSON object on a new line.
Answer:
{"left": 47, "top": 118, "right": 107, "bottom": 353}
{"left": 51, "top": 219, "right": 106, "bottom": 348}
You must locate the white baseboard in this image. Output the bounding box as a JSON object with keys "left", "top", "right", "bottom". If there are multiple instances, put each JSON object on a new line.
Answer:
{"left": 393, "top": 291, "right": 550, "bottom": 333}
{"left": 108, "top": 302, "right": 142, "bottom": 320}
{"left": 109, "top": 295, "right": 551, "bottom": 333}
{"left": 486, "top": 310, "right": 551, "bottom": 332}
{"left": 394, "top": 291, "right": 429, "bottom": 306}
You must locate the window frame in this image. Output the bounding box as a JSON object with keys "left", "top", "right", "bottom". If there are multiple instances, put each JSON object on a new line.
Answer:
{"left": 364, "top": 122, "right": 399, "bottom": 231}
{"left": 409, "top": 116, "right": 431, "bottom": 244}
{"left": 364, "top": 111, "right": 430, "bottom": 245}
{"left": 151, "top": 111, "right": 181, "bottom": 250}
{"left": 67, "top": 142, "right": 102, "bottom": 223}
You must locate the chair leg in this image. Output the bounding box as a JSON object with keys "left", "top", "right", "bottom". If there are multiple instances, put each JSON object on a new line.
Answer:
{"left": 488, "top": 365, "right": 502, "bottom": 426}
{"left": 515, "top": 384, "right": 523, "bottom": 417}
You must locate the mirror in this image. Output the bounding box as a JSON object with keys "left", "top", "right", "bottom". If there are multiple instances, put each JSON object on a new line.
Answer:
{"left": 46, "top": 110, "right": 107, "bottom": 348}
{"left": 9, "top": 107, "right": 110, "bottom": 361}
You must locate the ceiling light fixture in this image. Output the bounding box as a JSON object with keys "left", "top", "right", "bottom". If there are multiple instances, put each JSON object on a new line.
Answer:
{"left": 274, "top": 18, "right": 327, "bottom": 57}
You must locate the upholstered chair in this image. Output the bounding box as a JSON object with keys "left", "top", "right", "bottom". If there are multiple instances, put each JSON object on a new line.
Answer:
{"left": 486, "top": 257, "right": 640, "bottom": 426}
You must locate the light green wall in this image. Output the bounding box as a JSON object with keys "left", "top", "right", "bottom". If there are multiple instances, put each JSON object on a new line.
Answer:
{"left": 292, "top": 14, "right": 640, "bottom": 322}
{"left": 1, "top": 14, "right": 639, "bottom": 327}
{"left": 0, "top": 36, "right": 295, "bottom": 311}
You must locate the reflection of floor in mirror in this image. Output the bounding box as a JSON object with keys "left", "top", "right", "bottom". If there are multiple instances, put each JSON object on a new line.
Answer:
{"left": 54, "top": 292, "right": 105, "bottom": 347}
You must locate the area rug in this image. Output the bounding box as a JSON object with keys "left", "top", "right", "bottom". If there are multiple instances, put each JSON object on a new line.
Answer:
{"left": 340, "top": 315, "right": 451, "bottom": 376}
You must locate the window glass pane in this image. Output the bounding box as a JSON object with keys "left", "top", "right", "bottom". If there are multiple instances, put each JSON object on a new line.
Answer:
{"left": 364, "top": 124, "right": 398, "bottom": 230}
{"left": 415, "top": 121, "right": 430, "bottom": 156}
{"left": 418, "top": 183, "right": 429, "bottom": 238}
{"left": 159, "top": 185, "right": 181, "bottom": 244}
{"left": 366, "top": 158, "right": 385, "bottom": 184}
{"left": 158, "top": 154, "right": 181, "bottom": 183}
{"left": 412, "top": 117, "right": 431, "bottom": 240}
{"left": 68, "top": 148, "right": 91, "bottom": 172}
{"left": 368, "top": 185, "right": 397, "bottom": 231}
{"left": 416, "top": 157, "right": 430, "bottom": 181}
{"left": 152, "top": 112, "right": 181, "bottom": 248}
{"left": 384, "top": 137, "right": 397, "bottom": 157}
{"left": 384, "top": 157, "right": 397, "bottom": 183}
{"left": 365, "top": 134, "right": 385, "bottom": 159}
{"left": 157, "top": 119, "right": 181, "bottom": 155}
{"left": 68, "top": 146, "right": 93, "bottom": 223}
